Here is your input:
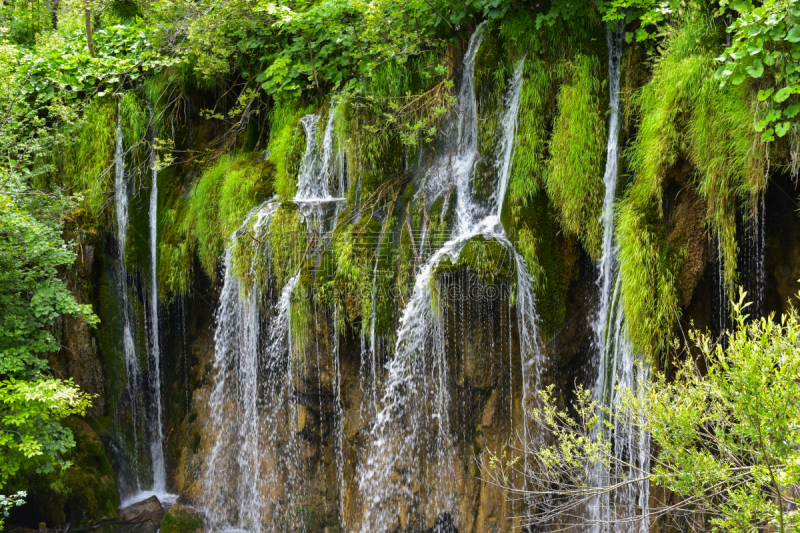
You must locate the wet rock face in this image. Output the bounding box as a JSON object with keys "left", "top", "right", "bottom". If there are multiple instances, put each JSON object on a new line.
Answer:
{"left": 159, "top": 268, "right": 530, "bottom": 532}
{"left": 119, "top": 496, "right": 165, "bottom": 533}
{"left": 51, "top": 244, "right": 107, "bottom": 420}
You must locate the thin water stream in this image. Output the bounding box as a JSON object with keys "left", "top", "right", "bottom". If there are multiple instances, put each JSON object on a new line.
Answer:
{"left": 147, "top": 124, "right": 168, "bottom": 495}
{"left": 114, "top": 107, "right": 176, "bottom": 508}
{"left": 587, "top": 22, "right": 651, "bottom": 533}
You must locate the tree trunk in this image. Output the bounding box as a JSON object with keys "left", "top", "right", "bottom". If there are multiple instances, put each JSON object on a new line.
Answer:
{"left": 51, "top": 0, "right": 59, "bottom": 30}
{"left": 84, "top": 2, "right": 94, "bottom": 57}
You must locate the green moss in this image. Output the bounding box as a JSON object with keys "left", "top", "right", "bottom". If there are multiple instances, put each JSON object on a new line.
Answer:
{"left": 161, "top": 505, "right": 204, "bottom": 533}
{"left": 331, "top": 208, "right": 381, "bottom": 328}
{"left": 545, "top": 53, "right": 606, "bottom": 259}
{"left": 506, "top": 57, "right": 555, "bottom": 213}
{"left": 164, "top": 152, "right": 275, "bottom": 285}
{"left": 511, "top": 189, "right": 577, "bottom": 336}
{"left": 269, "top": 101, "right": 314, "bottom": 199}
{"left": 156, "top": 165, "right": 194, "bottom": 298}
{"left": 268, "top": 202, "right": 306, "bottom": 291}
{"left": 434, "top": 236, "right": 514, "bottom": 286}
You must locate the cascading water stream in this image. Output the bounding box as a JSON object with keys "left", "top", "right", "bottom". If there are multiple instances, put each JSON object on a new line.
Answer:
{"left": 586, "top": 22, "right": 651, "bottom": 533}
{"left": 147, "top": 124, "right": 168, "bottom": 496}
{"left": 494, "top": 56, "right": 526, "bottom": 220}
{"left": 358, "top": 35, "right": 539, "bottom": 530}
{"left": 201, "top": 201, "right": 287, "bottom": 532}
{"left": 113, "top": 103, "right": 144, "bottom": 496}
{"left": 113, "top": 103, "right": 176, "bottom": 506}
{"left": 593, "top": 21, "right": 624, "bottom": 400}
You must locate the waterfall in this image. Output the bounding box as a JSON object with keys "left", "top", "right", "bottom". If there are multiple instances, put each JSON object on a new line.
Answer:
{"left": 494, "top": 58, "right": 526, "bottom": 219}
{"left": 419, "top": 24, "right": 485, "bottom": 233}
{"left": 114, "top": 102, "right": 176, "bottom": 506}
{"left": 593, "top": 21, "right": 624, "bottom": 399}
{"left": 147, "top": 125, "right": 168, "bottom": 495}
{"left": 203, "top": 103, "right": 346, "bottom": 530}
{"left": 586, "top": 22, "right": 651, "bottom": 533}
{"left": 358, "top": 37, "right": 539, "bottom": 530}
{"left": 296, "top": 109, "right": 341, "bottom": 201}
{"left": 114, "top": 104, "right": 143, "bottom": 495}
{"left": 202, "top": 201, "right": 291, "bottom": 532}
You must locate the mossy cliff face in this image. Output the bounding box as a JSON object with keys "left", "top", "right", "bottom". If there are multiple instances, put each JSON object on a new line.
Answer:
{"left": 24, "top": 10, "right": 800, "bottom": 533}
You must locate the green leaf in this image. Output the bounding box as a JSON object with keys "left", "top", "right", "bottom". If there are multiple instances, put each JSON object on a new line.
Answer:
{"left": 761, "top": 128, "right": 776, "bottom": 142}
{"left": 786, "top": 103, "right": 800, "bottom": 118}
{"left": 758, "top": 88, "right": 775, "bottom": 101}
{"left": 775, "top": 122, "right": 791, "bottom": 137}
{"left": 787, "top": 25, "right": 800, "bottom": 43}
{"left": 746, "top": 59, "right": 764, "bottom": 78}
{"left": 774, "top": 86, "right": 794, "bottom": 102}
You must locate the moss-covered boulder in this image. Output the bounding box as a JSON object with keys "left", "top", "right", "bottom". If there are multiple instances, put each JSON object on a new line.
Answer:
{"left": 434, "top": 235, "right": 514, "bottom": 286}
{"left": 160, "top": 505, "right": 204, "bottom": 533}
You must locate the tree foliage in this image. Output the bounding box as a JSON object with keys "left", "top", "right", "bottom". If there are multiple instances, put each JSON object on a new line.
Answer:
{"left": 715, "top": 0, "right": 800, "bottom": 141}
{"left": 0, "top": 188, "right": 96, "bottom": 497}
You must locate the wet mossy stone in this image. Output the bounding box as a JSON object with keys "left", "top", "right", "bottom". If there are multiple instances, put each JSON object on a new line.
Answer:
{"left": 160, "top": 505, "right": 204, "bottom": 533}
{"left": 434, "top": 235, "right": 514, "bottom": 285}
{"left": 61, "top": 417, "right": 120, "bottom": 523}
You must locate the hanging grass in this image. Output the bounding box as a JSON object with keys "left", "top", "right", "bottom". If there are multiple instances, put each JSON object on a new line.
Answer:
{"left": 619, "top": 13, "right": 767, "bottom": 360}
{"left": 120, "top": 92, "right": 149, "bottom": 166}
{"left": 506, "top": 57, "right": 556, "bottom": 213}
{"left": 59, "top": 99, "right": 117, "bottom": 222}
{"left": 545, "top": 53, "right": 607, "bottom": 259}
{"left": 269, "top": 100, "right": 315, "bottom": 199}
{"left": 157, "top": 152, "right": 274, "bottom": 289}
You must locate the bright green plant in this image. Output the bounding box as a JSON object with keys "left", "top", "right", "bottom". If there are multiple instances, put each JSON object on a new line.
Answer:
{"left": 715, "top": 0, "right": 800, "bottom": 142}
{"left": 0, "top": 189, "right": 96, "bottom": 492}
{"left": 487, "top": 288, "right": 800, "bottom": 533}
{"left": 545, "top": 54, "right": 606, "bottom": 259}
{"left": 180, "top": 153, "right": 274, "bottom": 281}
{"left": 620, "top": 12, "right": 767, "bottom": 358}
